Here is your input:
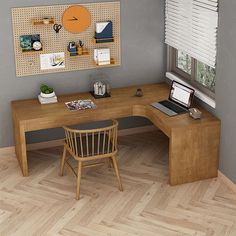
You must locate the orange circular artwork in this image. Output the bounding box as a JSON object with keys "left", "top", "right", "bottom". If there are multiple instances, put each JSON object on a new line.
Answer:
{"left": 62, "top": 5, "right": 91, "bottom": 33}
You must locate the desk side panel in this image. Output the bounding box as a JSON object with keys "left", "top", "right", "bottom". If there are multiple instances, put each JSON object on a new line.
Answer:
{"left": 169, "top": 122, "right": 220, "bottom": 185}
{"left": 12, "top": 104, "right": 28, "bottom": 176}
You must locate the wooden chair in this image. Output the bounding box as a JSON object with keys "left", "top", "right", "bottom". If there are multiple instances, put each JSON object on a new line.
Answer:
{"left": 60, "top": 120, "right": 123, "bottom": 200}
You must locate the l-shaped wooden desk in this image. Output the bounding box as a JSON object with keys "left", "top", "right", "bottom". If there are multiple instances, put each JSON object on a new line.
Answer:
{"left": 12, "top": 83, "right": 221, "bottom": 185}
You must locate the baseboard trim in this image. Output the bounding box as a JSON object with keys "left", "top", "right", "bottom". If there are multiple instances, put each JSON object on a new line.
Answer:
{"left": 0, "top": 146, "right": 15, "bottom": 156}
{"left": 0, "top": 125, "right": 157, "bottom": 154}
{"left": 218, "top": 171, "right": 236, "bottom": 194}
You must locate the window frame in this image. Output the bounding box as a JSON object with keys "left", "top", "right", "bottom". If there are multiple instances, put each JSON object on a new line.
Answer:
{"left": 168, "top": 47, "right": 215, "bottom": 99}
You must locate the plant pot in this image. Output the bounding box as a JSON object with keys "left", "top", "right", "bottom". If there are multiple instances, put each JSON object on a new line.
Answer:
{"left": 40, "top": 91, "right": 55, "bottom": 98}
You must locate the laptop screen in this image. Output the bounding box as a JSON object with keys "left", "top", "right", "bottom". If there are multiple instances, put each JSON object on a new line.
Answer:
{"left": 169, "top": 81, "right": 195, "bottom": 108}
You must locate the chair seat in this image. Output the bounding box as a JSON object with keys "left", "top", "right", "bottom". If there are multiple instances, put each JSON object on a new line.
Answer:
{"left": 67, "top": 134, "right": 113, "bottom": 157}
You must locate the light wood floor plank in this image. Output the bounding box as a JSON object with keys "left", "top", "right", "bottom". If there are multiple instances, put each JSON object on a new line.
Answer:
{"left": 0, "top": 131, "right": 235, "bottom": 235}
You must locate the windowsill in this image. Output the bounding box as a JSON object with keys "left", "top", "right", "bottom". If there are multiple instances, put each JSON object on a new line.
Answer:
{"left": 166, "top": 72, "right": 216, "bottom": 109}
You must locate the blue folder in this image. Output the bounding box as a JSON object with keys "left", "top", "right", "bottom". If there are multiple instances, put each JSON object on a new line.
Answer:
{"left": 95, "top": 21, "right": 113, "bottom": 43}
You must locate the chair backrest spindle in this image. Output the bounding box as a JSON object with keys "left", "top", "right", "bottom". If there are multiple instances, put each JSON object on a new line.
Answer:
{"left": 92, "top": 132, "right": 95, "bottom": 156}
{"left": 108, "top": 129, "right": 111, "bottom": 153}
{"left": 86, "top": 133, "right": 89, "bottom": 157}
{"left": 79, "top": 133, "right": 84, "bottom": 158}
{"left": 102, "top": 130, "right": 106, "bottom": 155}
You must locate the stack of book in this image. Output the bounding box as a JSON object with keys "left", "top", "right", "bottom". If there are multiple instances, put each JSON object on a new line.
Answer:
{"left": 38, "top": 93, "right": 58, "bottom": 104}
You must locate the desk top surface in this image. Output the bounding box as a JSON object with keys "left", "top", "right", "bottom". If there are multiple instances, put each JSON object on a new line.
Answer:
{"left": 12, "top": 83, "right": 220, "bottom": 134}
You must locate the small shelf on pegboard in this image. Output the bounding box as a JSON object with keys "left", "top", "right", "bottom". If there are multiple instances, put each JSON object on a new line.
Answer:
{"left": 22, "top": 48, "right": 43, "bottom": 53}
{"left": 68, "top": 49, "right": 90, "bottom": 57}
{"left": 93, "top": 58, "right": 116, "bottom": 67}
{"left": 32, "top": 18, "right": 55, "bottom": 26}
{"left": 93, "top": 37, "right": 114, "bottom": 44}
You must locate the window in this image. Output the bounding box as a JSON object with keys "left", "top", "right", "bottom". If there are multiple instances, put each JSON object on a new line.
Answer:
{"left": 176, "top": 51, "right": 192, "bottom": 75}
{"left": 196, "top": 61, "right": 216, "bottom": 93}
{"left": 165, "top": 0, "right": 218, "bottom": 99}
{"left": 170, "top": 47, "right": 216, "bottom": 97}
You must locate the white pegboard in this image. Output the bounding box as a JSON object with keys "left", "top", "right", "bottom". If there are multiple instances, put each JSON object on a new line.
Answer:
{"left": 11, "top": 1, "right": 121, "bottom": 77}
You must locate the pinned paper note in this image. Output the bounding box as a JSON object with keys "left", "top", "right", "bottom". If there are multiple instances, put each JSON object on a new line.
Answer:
{"left": 40, "top": 52, "right": 65, "bottom": 70}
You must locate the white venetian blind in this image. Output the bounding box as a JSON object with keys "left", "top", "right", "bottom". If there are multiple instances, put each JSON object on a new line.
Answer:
{"left": 165, "top": 0, "right": 218, "bottom": 68}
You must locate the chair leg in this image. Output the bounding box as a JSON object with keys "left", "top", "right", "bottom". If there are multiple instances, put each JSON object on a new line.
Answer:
{"left": 76, "top": 161, "right": 83, "bottom": 200}
{"left": 60, "top": 145, "right": 67, "bottom": 176}
{"left": 111, "top": 156, "right": 123, "bottom": 192}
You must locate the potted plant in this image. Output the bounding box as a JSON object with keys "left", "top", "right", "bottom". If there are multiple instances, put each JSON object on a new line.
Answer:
{"left": 40, "top": 84, "right": 55, "bottom": 98}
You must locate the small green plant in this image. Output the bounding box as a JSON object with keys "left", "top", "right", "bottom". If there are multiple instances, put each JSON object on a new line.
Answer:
{"left": 40, "top": 84, "right": 54, "bottom": 94}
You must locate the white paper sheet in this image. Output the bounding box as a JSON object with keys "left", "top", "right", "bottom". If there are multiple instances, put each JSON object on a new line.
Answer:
{"left": 40, "top": 52, "right": 65, "bottom": 70}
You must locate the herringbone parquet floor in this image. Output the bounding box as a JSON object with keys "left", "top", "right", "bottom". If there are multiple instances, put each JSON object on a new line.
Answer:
{"left": 1, "top": 131, "right": 236, "bottom": 236}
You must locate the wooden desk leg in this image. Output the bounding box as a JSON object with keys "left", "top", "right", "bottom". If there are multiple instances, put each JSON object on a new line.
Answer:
{"left": 12, "top": 116, "right": 28, "bottom": 176}
{"left": 169, "top": 124, "right": 220, "bottom": 185}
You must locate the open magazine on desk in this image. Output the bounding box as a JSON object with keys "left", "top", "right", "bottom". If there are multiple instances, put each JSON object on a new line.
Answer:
{"left": 65, "top": 100, "right": 96, "bottom": 111}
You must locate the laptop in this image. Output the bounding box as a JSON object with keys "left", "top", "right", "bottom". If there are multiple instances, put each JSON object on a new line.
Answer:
{"left": 151, "top": 81, "right": 195, "bottom": 116}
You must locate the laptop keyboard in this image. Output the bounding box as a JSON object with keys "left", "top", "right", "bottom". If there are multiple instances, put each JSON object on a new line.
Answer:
{"left": 159, "top": 100, "right": 187, "bottom": 114}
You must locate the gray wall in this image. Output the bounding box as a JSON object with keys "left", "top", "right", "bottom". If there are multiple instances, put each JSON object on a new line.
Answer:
{"left": 0, "top": 0, "right": 165, "bottom": 148}
{"left": 215, "top": 0, "right": 236, "bottom": 183}
{"left": 194, "top": 0, "right": 236, "bottom": 184}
